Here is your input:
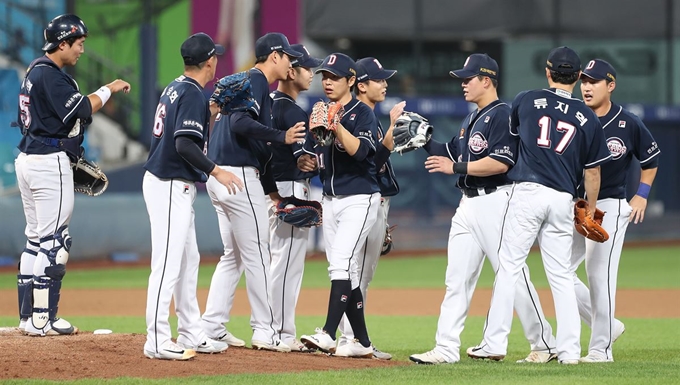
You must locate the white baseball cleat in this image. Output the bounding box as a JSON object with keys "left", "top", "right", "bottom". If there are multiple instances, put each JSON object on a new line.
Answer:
{"left": 252, "top": 339, "right": 291, "bottom": 353}
{"left": 559, "top": 359, "right": 579, "bottom": 365}
{"left": 579, "top": 352, "right": 613, "bottom": 363}
{"left": 286, "top": 339, "right": 312, "bottom": 353}
{"left": 24, "top": 318, "right": 78, "bottom": 336}
{"left": 409, "top": 349, "right": 453, "bottom": 364}
{"left": 612, "top": 320, "right": 626, "bottom": 343}
{"left": 372, "top": 345, "right": 392, "bottom": 360}
{"left": 300, "top": 328, "right": 337, "bottom": 354}
{"left": 18, "top": 319, "right": 27, "bottom": 332}
{"left": 516, "top": 350, "right": 558, "bottom": 363}
{"left": 334, "top": 339, "right": 373, "bottom": 358}
{"left": 215, "top": 330, "right": 246, "bottom": 347}
{"left": 466, "top": 346, "right": 505, "bottom": 361}
{"left": 180, "top": 338, "right": 229, "bottom": 354}
{"left": 144, "top": 342, "right": 197, "bottom": 360}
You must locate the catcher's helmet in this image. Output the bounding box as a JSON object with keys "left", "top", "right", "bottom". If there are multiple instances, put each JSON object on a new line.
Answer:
{"left": 42, "top": 14, "right": 88, "bottom": 51}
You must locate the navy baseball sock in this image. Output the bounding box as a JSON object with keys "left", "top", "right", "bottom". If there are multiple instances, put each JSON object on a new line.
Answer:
{"left": 345, "top": 287, "right": 371, "bottom": 348}
{"left": 322, "top": 279, "right": 352, "bottom": 339}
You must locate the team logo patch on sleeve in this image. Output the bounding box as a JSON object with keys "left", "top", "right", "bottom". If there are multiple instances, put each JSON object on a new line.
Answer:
{"left": 468, "top": 132, "right": 489, "bottom": 154}
{"left": 607, "top": 137, "right": 627, "bottom": 160}
{"left": 618, "top": 120, "right": 626, "bottom": 128}
{"left": 349, "top": 114, "right": 356, "bottom": 121}
{"left": 484, "top": 116, "right": 490, "bottom": 123}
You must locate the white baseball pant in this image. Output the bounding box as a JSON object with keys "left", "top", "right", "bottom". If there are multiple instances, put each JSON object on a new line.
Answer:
{"left": 481, "top": 182, "right": 581, "bottom": 361}
{"left": 143, "top": 171, "right": 207, "bottom": 354}
{"left": 323, "top": 193, "right": 380, "bottom": 288}
{"left": 202, "top": 166, "right": 278, "bottom": 344}
{"left": 268, "top": 179, "right": 312, "bottom": 345}
{"left": 434, "top": 186, "right": 555, "bottom": 362}
{"left": 338, "top": 196, "right": 390, "bottom": 340}
{"left": 571, "top": 197, "right": 631, "bottom": 360}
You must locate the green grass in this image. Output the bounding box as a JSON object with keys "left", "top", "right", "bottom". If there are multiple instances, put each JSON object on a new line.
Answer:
{"left": 0, "top": 246, "right": 677, "bottom": 290}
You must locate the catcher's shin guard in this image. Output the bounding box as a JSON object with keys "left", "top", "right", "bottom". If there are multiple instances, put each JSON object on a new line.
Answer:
{"left": 18, "top": 274, "right": 33, "bottom": 320}
{"left": 18, "top": 240, "right": 39, "bottom": 320}
{"left": 32, "top": 225, "right": 71, "bottom": 330}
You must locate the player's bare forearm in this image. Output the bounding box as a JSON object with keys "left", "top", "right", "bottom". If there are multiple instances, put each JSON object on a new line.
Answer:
{"left": 629, "top": 167, "right": 658, "bottom": 224}
{"left": 583, "top": 166, "right": 601, "bottom": 212}
{"left": 382, "top": 126, "right": 395, "bottom": 151}
{"left": 334, "top": 123, "right": 360, "bottom": 156}
{"left": 466, "top": 157, "right": 509, "bottom": 177}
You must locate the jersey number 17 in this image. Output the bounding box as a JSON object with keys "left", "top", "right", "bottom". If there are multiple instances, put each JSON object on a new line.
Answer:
{"left": 536, "top": 116, "right": 576, "bottom": 154}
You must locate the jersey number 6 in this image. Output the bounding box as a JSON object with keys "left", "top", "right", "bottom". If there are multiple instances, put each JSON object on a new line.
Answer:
{"left": 537, "top": 116, "right": 576, "bottom": 154}
{"left": 153, "top": 103, "right": 167, "bottom": 138}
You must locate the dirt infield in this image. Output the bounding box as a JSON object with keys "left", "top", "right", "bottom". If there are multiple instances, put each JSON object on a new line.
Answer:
{"left": 0, "top": 285, "right": 677, "bottom": 380}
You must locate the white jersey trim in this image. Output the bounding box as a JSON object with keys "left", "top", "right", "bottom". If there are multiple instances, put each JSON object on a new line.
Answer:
{"left": 601, "top": 105, "right": 623, "bottom": 129}
{"left": 640, "top": 150, "right": 661, "bottom": 164}
{"left": 585, "top": 154, "right": 613, "bottom": 167}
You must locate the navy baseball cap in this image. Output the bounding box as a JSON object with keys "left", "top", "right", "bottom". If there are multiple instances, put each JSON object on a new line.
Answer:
{"left": 290, "top": 44, "right": 323, "bottom": 68}
{"left": 546, "top": 46, "right": 581, "bottom": 74}
{"left": 581, "top": 59, "right": 617, "bottom": 82}
{"left": 315, "top": 53, "right": 357, "bottom": 78}
{"left": 449, "top": 53, "right": 499, "bottom": 79}
{"left": 181, "top": 33, "right": 224, "bottom": 66}
{"left": 255, "top": 32, "right": 302, "bottom": 58}
{"left": 355, "top": 57, "right": 397, "bottom": 82}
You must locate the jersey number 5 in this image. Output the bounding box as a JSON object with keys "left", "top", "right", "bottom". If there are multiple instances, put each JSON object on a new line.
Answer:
{"left": 19, "top": 94, "right": 31, "bottom": 128}
{"left": 153, "top": 103, "right": 167, "bottom": 138}
{"left": 537, "top": 116, "right": 576, "bottom": 154}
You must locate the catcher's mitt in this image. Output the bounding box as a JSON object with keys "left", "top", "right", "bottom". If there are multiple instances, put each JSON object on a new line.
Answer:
{"left": 573, "top": 199, "right": 608, "bottom": 243}
{"left": 380, "top": 224, "right": 397, "bottom": 256}
{"left": 392, "top": 111, "right": 433, "bottom": 154}
{"left": 309, "top": 101, "right": 344, "bottom": 146}
{"left": 73, "top": 158, "right": 108, "bottom": 197}
{"left": 211, "top": 71, "right": 256, "bottom": 114}
{"left": 276, "top": 197, "right": 323, "bottom": 228}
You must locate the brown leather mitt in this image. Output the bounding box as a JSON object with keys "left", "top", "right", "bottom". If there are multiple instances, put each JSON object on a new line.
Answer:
{"left": 573, "top": 199, "right": 609, "bottom": 243}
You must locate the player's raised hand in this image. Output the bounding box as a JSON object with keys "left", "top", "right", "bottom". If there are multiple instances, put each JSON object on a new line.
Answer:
{"left": 297, "top": 154, "right": 318, "bottom": 172}
{"left": 211, "top": 167, "right": 244, "bottom": 195}
{"left": 425, "top": 156, "right": 454, "bottom": 175}
{"left": 389, "top": 101, "right": 406, "bottom": 126}
{"left": 628, "top": 195, "right": 647, "bottom": 224}
{"left": 285, "top": 122, "right": 307, "bottom": 144}
{"left": 106, "top": 79, "right": 131, "bottom": 94}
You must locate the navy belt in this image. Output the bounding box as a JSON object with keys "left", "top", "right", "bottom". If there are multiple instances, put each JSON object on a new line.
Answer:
{"left": 462, "top": 186, "right": 497, "bottom": 198}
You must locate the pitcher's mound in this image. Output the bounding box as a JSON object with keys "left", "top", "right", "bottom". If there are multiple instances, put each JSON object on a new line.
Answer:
{"left": 0, "top": 332, "right": 403, "bottom": 380}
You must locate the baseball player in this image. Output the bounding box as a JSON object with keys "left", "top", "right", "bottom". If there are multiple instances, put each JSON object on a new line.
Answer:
{"left": 467, "top": 47, "right": 612, "bottom": 364}
{"left": 200, "top": 32, "right": 305, "bottom": 353}
{"left": 570, "top": 59, "right": 658, "bottom": 362}
{"left": 299, "top": 53, "right": 381, "bottom": 358}
{"left": 336, "top": 57, "right": 404, "bottom": 360}
{"left": 14, "top": 14, "right": 130, "bottom": 336}
{"left": 408, "top": 54, "right": 557, "bottom": 365}
{"left": 143, "top": 32, "right": 239, "bottom": 360}
{"left": 266, "top": 44, "right": 323, "bottom": 353}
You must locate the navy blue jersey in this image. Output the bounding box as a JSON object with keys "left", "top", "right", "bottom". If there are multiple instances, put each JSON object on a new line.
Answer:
{"left": 315, "top": 98, "right": 380, "bottom": 196}
{"left": 17, "top": 56, "right": 92, "bottom": 155}
{"left": 585, "top": 103, "right": 660, "bottom": 199}
{"left": 424, "top": 100, "right": 517, "bottom": 190}
{"left": 507, "top": 88, "right": 612, "bottom": 197}
{"left": 374, "top": 118, "right": 399, "bottom": 197}
{"left": 270, "top": 90, "right": 317, "bottom": 181}
{"left": 144, "top": 75, "right": 210, "bottom": 182}
{"left": 209, "top": 68, "right": 285, "bottom": 168}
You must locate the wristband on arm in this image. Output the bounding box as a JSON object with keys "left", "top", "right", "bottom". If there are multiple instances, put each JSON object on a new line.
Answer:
{"left": 94, "top": 86, "right": 111, "bottom": 106}
{"left": 636, "top": 183, "right": 651, "bottom": 199}
{"left": 452, "top": 162, "right": 468, "bottom": 175}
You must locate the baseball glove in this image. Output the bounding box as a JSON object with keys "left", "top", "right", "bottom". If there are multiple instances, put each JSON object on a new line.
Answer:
{"left": 211, "top": 71, "right": 256, "bottom": 114}
{"left": 276, "top": 197, "right": 323, "bottom": 228}
{"left": 309, "top": 101, "right": 344, "bottom": 146}
{"left": 380, "top": 224, "right": 397, "bottom": 256}
{"left": 573, "top": 199, "right": 608, "bottom": 243}
{"left": 72, "top": 158, "right": 108, "bottom": 197}
{"left": 392, "top": 111, "right": 433, "bottom": 154}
